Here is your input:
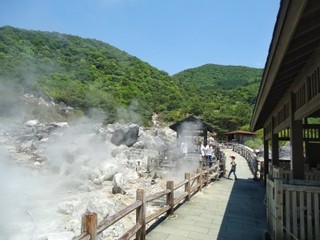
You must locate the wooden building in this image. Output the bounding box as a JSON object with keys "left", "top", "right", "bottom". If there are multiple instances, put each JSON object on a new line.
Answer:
{"left": 251, "top": 0, "right": 320, "bottom": 239}
{"left": 169, "top": 115, "right": 214, "bottom": 145}
{"left": 225, "top": 130, "right": 256, "bottom": 143}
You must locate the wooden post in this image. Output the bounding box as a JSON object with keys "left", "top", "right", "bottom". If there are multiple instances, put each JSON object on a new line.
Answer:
{"left": 206, "top": 166, "right": 210, "bottom": 185}
{"left": 185, "top": 173, "right": 191, "bottom": 201}
{"left": 274, "top": 178, "right": 283, "bottom": 240}
{"left": 166, "top": 181, "right": 174, "bottom": 215}
{"left": 204, "top": 128, "right": 208, "bottom": 146}
{"left": 136, "top": 189, "right": 146, "bottom": 240}
{"left": 264, "top": 129, "right": 269, "bottom": 186}
{"left": 290, "top": 93, "right": 304, "bottom": 179}
{"left": 81, "top": 212, "right": 97, "bottom": 240}
{"left": 271, "top": 118, "right": 279, "bottom": 167}
{"left": 197, "top": 168, "right": 202, "bottom": 192}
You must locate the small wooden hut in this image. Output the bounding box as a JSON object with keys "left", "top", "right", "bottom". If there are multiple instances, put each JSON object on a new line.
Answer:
{"left": 225, "top": 130, "right": 256, "bottom": 143}
{"left": 169, "top": 115, "right": 214, "bottom": 145}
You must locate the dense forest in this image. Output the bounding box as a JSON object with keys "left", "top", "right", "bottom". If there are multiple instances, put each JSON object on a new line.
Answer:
{"left": 0, "top": 26, "right": 263, "bottom": 139}
{"left": 171, "top": 64, "right": 262, "bottom": 137}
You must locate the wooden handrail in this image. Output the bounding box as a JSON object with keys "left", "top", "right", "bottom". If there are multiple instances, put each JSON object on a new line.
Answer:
{"left": 174, "top": 179, "right": 188, "bottom": 190}
{"left": 74, "top": 166, "right": 221, "bottom": 240}
{"left": 119, "top": 223, "right": 142, "bottom": 240}
{"left": 145, "top": 206, "right": 171, "bottom": 224}
{"left": 146, "top": 189, "right": 170, "bottom": 202}
{"left": 190, "top": 173, "right": 200, "bottom": 181}
{"left": 97, "top": 200, "right": 142, "bottom": 235}
{"left": 174, "top": 192, "right": 188, "bottom": 205}
{"left": 76, "top": 232, "right": 90, "bottom": 240}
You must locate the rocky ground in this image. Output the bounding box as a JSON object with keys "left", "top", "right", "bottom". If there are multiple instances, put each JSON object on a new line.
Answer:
{"left": 0, "top": 94, "right": 199, "bottom": 240}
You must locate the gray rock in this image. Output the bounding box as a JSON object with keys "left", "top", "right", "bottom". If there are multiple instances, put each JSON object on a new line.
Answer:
{"left": 111, "top": 125, "right": 139, "bottom": 147}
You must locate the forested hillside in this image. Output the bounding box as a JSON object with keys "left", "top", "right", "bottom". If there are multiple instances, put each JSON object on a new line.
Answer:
{"left": 0, "top": 26, "right": 182, "bottom": 124}
{"left": 170, "top": 65, "right": 263, "bottom": 137}
{"left": 173, "top": 64, "right": 262, "bottom": 90}
{"left": 0, "top": 26, "right": 262, "bottom": 139}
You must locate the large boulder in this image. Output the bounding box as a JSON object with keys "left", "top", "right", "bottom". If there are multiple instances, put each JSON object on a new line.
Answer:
{"left": 111, "top": 124, "right": 139, "bottom": 147}
{"left": 112, "top": 173, "right": 125, "bottom": 194}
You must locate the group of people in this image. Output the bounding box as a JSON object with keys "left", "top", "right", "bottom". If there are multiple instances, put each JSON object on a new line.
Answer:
{"left": 198, "top": 141, "right": 238, "bottom": 180}
{"left": 182, "top": 139, "right": 263, "bottom": 182}
{"left": 199, "top": 142, "right": 216, "bottom": 167}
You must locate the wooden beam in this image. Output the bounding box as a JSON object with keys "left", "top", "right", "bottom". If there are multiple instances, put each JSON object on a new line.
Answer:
{"left": 263, "top": 128, "right": 269, "bottom": 186}
{"left": 295, "top": 90, "right": 320, "bottom": 120}
{"left": 294, "top": 10, "right": 320, "bottom": 37}
{"left": 290, "top": 93, "right": 304, "bottom": 179}
{"left": 271, "top": 118, "right": 279, "bottom": 167}
{"left": 251, "top": 0, "right": 307, "bottom": 130}
{"left": 288, "top": 28, "right": 320, "bottom": 53}
{"left": 284, "top": 42, "right": 317, "bottom": 65}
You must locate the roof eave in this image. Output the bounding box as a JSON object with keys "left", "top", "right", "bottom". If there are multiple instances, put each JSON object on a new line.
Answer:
{"left": 251, "top": 0, "right": 308, "bottom": 131}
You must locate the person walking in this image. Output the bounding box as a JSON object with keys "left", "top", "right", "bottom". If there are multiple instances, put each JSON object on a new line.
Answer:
{"left": 200, "top": 142, "right": 209, "bottom": 167}
{"left": 228, "top": 156, "right": 238, "bottom": 180}
{"left": 207, "top": 144, "right": 213, "bottom": 167}
{"left": 252, "top": 150, "right": 259, "bottom": 180}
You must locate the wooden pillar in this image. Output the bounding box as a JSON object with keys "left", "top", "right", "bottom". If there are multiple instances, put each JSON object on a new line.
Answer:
{"left": 306, "top": 143, "right": 320, "bottom": 168}
{"left": 304, "top": 119, "right": 320, "bottom": 168}
{"left": 271, "top": 118, "right": 279, "bottom": 167}
{"left": 81, "top": 212, "right": 97, "bottom": 240}
{"left": 274, "top": 178, "right": 283, "bottom": 239}
{"left": 177, "top": 127, "right": 180, "bottom": 139}
{"left": 204, "top": 129, "right": 208, "bottom": 146}
{"left": 197, "top": 168, "right": 202, "bottom": 192}
{"left": 290, "top": 93, "right": 304, "bottom": 179}
{"left": 166, "top": 181, "right": 174, "bottom": 215}
{"left": 205, "top": 166, "right": 210, "bottom": 186}
{"left": 136, "top": 189, "right": 146, "bottom": 240}
{"left": 185, "top": 173, "right": 191, "bottom": 201}
{"left": 264, "top": 128, "right": 269, "bottom": 186}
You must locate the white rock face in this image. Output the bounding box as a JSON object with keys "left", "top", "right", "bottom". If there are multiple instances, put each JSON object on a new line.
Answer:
{"left": 25, "top": 119, "right": 40, "bottom": 127}
{"left": 0, "top": 114, "right": 187, "bottom": 240}
{"left": 37, "top": 232, "right": 76, "bottom": 240}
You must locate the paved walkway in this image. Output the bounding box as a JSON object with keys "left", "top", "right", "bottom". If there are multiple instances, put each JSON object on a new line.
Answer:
{"left": 147, "top": 149, "right": 266, "bottom": 240}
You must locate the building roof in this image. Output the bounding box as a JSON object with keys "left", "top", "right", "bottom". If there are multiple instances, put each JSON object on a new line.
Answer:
{"left": 251, "top": 0, "right": 320, "bottom": 131}
{"left": 169, "top": 115, "right": 214, "bottom": 133}
{"left": 225, "top": 130, "right": 256, "bottom": 135}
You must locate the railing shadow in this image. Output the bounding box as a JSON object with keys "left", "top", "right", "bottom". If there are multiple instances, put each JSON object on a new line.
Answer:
{"left": 217, "top": 177, "right": 267, "bottom": 240}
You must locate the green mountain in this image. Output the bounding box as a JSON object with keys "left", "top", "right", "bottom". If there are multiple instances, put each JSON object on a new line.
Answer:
{"left": 169, "top": 64, "right": 262, "bottom": 136}
{"left": 0, "top": 26, "right": 182, "bottom": 124}
{"left": 172, "top": 64, "right": 262, "bottom": 90}
{"left": 0, "top": 26, "right": 263, "bottom": 138}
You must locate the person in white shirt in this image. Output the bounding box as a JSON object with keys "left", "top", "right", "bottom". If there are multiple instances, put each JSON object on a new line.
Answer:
{"left": 207, "top": 144, "right": 213, "bottom": 167}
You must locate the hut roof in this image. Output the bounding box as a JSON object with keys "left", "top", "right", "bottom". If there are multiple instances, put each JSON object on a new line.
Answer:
{"left": 225, "top": 130, "right": 256, "bottom": 135}
{"left": 169, "top": 115, "right": 214, "bottom": 133}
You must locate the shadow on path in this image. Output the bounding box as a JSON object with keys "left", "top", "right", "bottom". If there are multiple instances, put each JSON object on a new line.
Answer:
{"left": 217, "top": 177, "right": 266, "bottom": 240}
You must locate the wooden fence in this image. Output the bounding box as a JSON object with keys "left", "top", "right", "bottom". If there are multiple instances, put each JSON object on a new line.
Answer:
{"left": 233, "top": 144, "right": 255, "bottom": 162}
{"left": 271, "top": 164, "right": 320, "bottom": 182}
{"left": 266, "top": 175, "right": 320, "bottom": 240}
{"left": 73, "top": 165, "right": 220, "bottom": 240}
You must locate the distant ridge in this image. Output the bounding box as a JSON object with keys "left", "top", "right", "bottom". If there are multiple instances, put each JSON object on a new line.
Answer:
{"left": 173, "top": 63, "right": 262, "bottom": 90}
{"left": 0, "top": 26, "right": 263, "bottom": 137}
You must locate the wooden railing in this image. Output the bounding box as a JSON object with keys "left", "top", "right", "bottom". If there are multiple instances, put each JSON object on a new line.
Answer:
{"left": 219, "top": 141, "right": 233, "bottom": 149}
{"left": 73, "top": 165, "right": 220, "bottom": 240}
{"left": 266, "top": 175, "right": 320, "bottom": 240}
{"left": 233, "top": 144, "right": 255, "bottom": 162}
{"left": 271, "top": 165, "right": 320, "bottom": 181}
{"left": 232, "top": 144, "right": 259, "bottom": 175}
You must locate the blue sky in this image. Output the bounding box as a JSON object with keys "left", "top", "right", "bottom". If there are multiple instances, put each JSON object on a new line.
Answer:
{"left": 0, "top": 0, "right": 280, "bottom": 75}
